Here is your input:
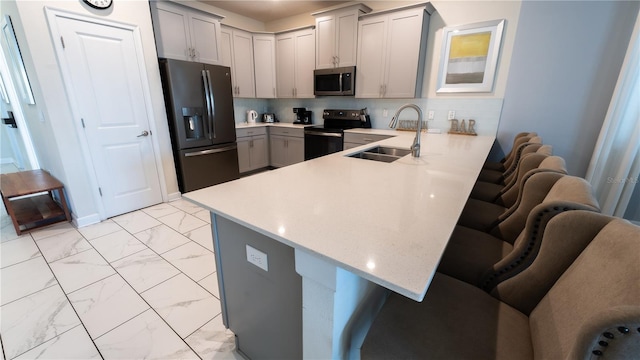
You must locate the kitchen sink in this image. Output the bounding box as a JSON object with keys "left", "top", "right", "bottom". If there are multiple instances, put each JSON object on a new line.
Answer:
{"left": 364, "top": 146, "right": 412, "bottom": 157}
{"left": 347, "top": 146, "right": 411, "bottom": 163}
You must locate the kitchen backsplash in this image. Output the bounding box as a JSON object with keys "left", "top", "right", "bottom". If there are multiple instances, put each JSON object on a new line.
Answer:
{"left": 233, "top": 98, "right": 503, "bottom": 137}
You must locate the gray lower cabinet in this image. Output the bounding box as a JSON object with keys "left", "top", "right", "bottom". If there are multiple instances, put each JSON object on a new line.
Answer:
{"left": 343, "top": 132, "right": 392, "bottom": 150}
{"left": 269, "top": 127, "right": 304, "bottom": 167}
{"left": 236, "top": 127, "right": 269, "bottom": 173}
{"left": 213, "top": 214, "right": 302, "bottom": 359}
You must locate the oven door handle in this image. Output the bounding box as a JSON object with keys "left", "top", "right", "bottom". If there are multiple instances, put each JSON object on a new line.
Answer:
{"left": 304, "top": 131, "right": 343, "bottom": 138}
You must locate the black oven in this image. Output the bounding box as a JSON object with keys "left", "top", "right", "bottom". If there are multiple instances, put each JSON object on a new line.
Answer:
{"left": 304, "top": 109, "right": 371, "bottom": 161}
{"left": 304, "top": 128, "right": 343, "bottom": 160}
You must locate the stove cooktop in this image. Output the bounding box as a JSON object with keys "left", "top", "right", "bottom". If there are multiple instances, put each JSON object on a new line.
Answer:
{"left": 309, "top": 108, "right": 372, "bottom": 131}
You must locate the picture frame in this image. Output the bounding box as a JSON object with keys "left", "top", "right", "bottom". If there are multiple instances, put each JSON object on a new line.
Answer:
{"left": 2, "top": 15, "right": 35, "bottom": 104}
{"left": 436, "top": 19, "right": 505, "bottom": 93}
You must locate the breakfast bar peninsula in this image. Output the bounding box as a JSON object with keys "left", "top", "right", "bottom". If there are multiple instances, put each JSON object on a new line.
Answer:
{"left": 184, "top": 131, "right": 494, "bottom": 359}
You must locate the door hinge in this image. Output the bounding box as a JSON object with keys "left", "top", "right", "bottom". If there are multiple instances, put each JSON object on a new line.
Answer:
{"left": 81, "top": 118, "right": 85, "bottom": 128}
{"left": 61, "top": 36, "right": 65, "bottom": 49}
{"left": 98, "top": 187, "right": 103, "bottom": 196}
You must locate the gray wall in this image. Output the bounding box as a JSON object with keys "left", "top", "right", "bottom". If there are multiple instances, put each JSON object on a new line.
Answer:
{"left": 496, "top": 1, "right": 639, "bottom": 176}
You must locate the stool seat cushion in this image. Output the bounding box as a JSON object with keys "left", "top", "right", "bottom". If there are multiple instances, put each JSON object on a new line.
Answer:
{"left": 457, "top": 198, "right": 506, "bottom": 231}
{"left": 438, "top": 225, "right": 513, "bottom": 285}
{"left": 477, "top": 168, "right": 504, "bottom": 184}
{"left": 482, "top": 161, "right": 505, "bottom": 171}
{"left": 470, "top": 181, "right": 504, "bottom": 203}
{"left": 361, "top": 273, "right": 533, "bottom": 360}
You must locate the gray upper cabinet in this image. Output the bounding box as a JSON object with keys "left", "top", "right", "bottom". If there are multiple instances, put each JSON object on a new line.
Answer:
{"left": 221, "top": 26, "right": 256, "bottom": 98}
{"left": 276, "top": 28, "right": 315, "bottom": 98}
{"left": 253, "top": 34, "right": 277, "bottom": 99}
{"left": 313, "top": 4, "right": 371, "bottom": 69}
{"left": 150, "top": 1, "right": 223, "bottom": 65}
{"left": 355, "top": 4, "right": 433, "bottom": 98}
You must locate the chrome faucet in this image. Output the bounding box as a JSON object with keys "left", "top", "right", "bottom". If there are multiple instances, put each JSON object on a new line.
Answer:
{"left": 389, "top": 104, "right": 423, "bottom": 157}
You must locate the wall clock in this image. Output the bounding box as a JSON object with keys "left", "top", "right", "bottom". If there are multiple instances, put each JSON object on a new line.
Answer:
{"left": 82, "top": 0, "right": 113, "bottom": 10}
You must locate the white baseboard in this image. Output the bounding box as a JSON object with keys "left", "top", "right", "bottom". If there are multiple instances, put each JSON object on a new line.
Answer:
{"left": 167, "top": 191, "right": 182, "bottom": 202}
{"left": 0, "top": 157, "right": 15, "bottom": 165}
{"left": 73, "top": 212, "right": 101, "bottom": 228}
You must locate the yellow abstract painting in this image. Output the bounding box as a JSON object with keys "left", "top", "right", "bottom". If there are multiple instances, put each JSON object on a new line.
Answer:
{"left": 446, "top": 31, "right": 492, "bottom": 84}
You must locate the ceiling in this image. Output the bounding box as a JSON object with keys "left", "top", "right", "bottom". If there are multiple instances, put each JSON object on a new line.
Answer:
{"left": 198, "top": 1, "right": 351, "bottom": 23}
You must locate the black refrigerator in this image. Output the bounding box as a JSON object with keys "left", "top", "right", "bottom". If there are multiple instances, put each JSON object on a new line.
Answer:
{"left": 159, "top": 58, "right": 240, "bottom": 193}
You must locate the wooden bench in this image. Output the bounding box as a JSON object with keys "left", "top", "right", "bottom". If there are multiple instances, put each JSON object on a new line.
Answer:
{"left": 1, "top": 169, "right": 71, "bottom": 235}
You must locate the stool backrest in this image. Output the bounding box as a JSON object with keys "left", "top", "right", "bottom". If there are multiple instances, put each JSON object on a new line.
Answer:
{"left": 499, "top": 151, "right": 565, "bottom": 208}
{"left": 489, "top": 171, "right": 565, "bottom": 243}
{"left": 480, "top": 176, "right": 599, "bottom": 291}
{"left": 503, "top": 137, "right": 543, "bottom": 184}
{"left": 502, "top": 132, "right": 537, "bottom": 169}
{"left": 527, "top": 213, "right": 640, "bottom": 359}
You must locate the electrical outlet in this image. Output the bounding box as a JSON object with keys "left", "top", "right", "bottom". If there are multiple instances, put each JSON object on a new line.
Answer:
{"left": 448, "top": 110, "right": 456, "bottom": 120}
{"left": 246, "top": 245, "right": 268, "bottom": 271}
{"left": 428, "top": 110, "right": 435, "bottom": 120}
{"left": 383, "top": 109, "right": 388, "bottom": 117}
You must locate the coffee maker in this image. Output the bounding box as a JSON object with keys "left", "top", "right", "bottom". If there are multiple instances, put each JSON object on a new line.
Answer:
{"left": 293, "top": 107, "right": 313, "bottom": 125}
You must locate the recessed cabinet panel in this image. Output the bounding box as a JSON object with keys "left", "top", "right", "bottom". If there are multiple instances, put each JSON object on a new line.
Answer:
{"left": 251, "top": 135, "right": 269, "bottom": 169}
{"left": 237, "top": 128, "right": 269, "bottom": 173}
{"left": 276, "top": 29, "right": 314, "bottom": 99}
{"left": 316, "top": 15, "right": 336, "bottom": 69}
{"left": 269, "top": 128, "right": 304, "bottom": 168}
{"left": 150, "top": 1, "right": 222, "bottom": 65}
{"left": 222, "top": 27, "right": 256, "bottom": 98}
{"left": 220, "top": 28, "right": 233, "bottom": 67}
{"left": 385, "top": 11, "right": 424, "bottom": 98}
{"left": 336, "top": 11, "right": 358, "bottom": 66}
{"left": 356, "top": 18, "right": 386, "bottom": 98}
{"left": 294, "top": 30, "right": 316, "bottom": 98}
{"left": 314, "top": 5, "right": 370, "bottom": 69}
{"left": 253, "top": 35, "right": 277, "bottom": 98}
{"left": 189, "top": 13, "right": 222, "bottom": 64}
{"left": 356, "top": 6, "right": 428, "bottom": 98}
{"left": 276, "top": 34, "right": 296, "bottom": 98}
{"left": 232, "top": 30, "right": 256, "bottom": 98}
{"left": 237, "top": 138, "right": 252, "bottom": 173}
{"left": 151, "top": 4, "right": 191, "bottom": 61}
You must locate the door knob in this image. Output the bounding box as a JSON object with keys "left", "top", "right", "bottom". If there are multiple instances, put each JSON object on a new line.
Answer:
{"left": 137, "top": 130, "right": 150, "bottom": 137}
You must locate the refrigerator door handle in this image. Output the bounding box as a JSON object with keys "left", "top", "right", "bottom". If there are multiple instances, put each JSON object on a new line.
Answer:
{"left": 201, "top": 70, "right": 213, "bottom": 140}
{"left": 205, "top": 70, "right": 216, "bottom": 139}
{"left": 184, "top": 144, "right": 238, "bottom": 157}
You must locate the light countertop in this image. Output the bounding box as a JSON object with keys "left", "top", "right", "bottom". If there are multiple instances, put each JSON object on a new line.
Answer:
{"left": 235, "top": 122, "right": 313, "bottom": 129}
{"left": 185, "top": 132, "right": 494, "bottom": 301}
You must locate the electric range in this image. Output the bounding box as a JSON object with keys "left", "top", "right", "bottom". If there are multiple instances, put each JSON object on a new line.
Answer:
{"left": 304, "top": 109, "right": 371, "bottom": 161}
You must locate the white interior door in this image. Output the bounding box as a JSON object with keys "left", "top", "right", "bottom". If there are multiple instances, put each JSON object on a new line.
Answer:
{"left": 52, "top": 14, "right": 162, "bottom": 218}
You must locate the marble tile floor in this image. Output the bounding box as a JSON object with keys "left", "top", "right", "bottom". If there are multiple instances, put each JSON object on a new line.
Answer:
{"left": 0, "top": 199, "right": 244, "bottom": 360}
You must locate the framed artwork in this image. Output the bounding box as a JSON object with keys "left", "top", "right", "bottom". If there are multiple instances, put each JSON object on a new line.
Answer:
{"left": 2, "top": 15, "right": 35, "bottom": 104}
{"left": 436, "top": 19, "right": 505, "bottom": 93}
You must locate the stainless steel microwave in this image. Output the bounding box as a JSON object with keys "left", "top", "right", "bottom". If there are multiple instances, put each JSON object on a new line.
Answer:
{"left": 314, "top": 66, "right": 355, "bottom": 96}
